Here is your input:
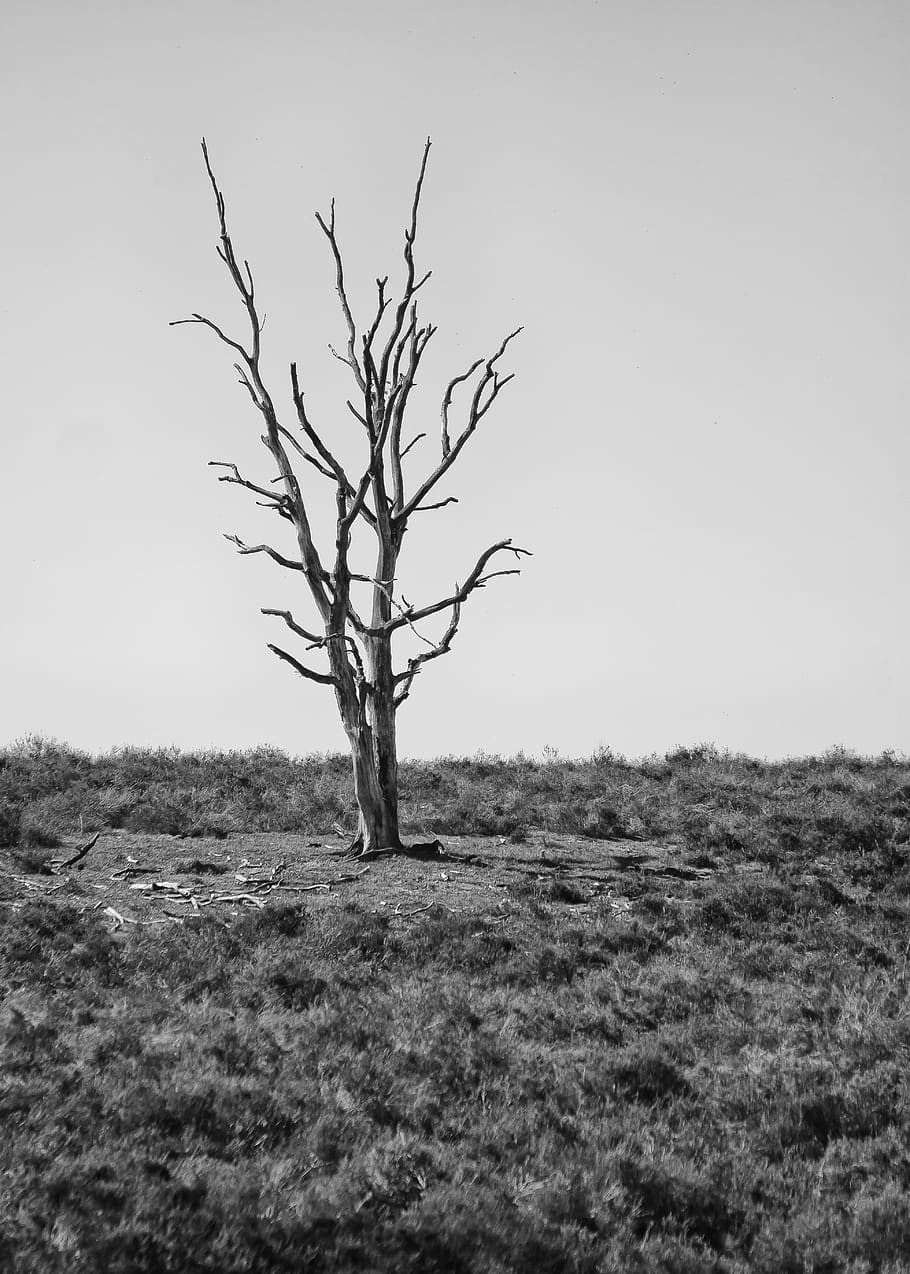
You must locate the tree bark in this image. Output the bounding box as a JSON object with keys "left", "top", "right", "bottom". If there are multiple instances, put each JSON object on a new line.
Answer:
{"left": 354, "top": 527, "right": 402, "bottom": 853}
{"left": 348, "top": 720, "right": 400, "bottom": 853}
{"left": 364, "top": 634, "right": 400, "bottom": 849}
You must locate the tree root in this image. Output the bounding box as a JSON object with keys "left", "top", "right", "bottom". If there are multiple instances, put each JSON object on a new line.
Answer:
{"left": 351, "top": 838, "right": 451, "bottom": 863}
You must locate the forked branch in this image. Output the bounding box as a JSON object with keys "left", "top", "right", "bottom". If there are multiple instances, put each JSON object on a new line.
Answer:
{"left": 401, "top": 328, "right": 522, "bottom": 518}
{"left": 171, "top": 139, "right": 334, "bottom": 623}
{"left": 394, "top": 602, "right": 462, "bottom": 707}
{"left": 386, "top": 539, "right": 531, "bottom": 632}
{"left": 289, "top": 363, "right": 378, "bottom": 528}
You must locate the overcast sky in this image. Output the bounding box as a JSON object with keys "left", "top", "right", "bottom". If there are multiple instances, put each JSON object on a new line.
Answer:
{"left": 2, "top": 0, "right": 907, "bottom": 761}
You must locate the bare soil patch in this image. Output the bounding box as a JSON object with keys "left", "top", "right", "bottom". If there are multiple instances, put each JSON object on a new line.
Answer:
{"left": 2, "top": 828, "right": 728, "bottom": 926}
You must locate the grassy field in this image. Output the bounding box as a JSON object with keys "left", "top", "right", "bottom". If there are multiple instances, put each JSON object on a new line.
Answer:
{"left": 1, "top": 739, "right": 909, "bottom": 1272}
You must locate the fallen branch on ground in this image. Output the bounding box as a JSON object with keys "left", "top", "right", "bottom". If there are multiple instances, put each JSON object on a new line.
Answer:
{"left": 105, "top": 862, "right": 373, "bottom": 916}
{"left": 53, "top": 833, "right": 100, "bottom": 871}
{"left": 392, "top": 902, "right": 435, "bottom": 918}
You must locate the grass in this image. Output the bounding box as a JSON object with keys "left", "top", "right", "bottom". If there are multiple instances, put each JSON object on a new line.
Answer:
{"left": 1, "top": 735, "right": 908, "bottom": 857}
{"left": 1, "top": 739, "right": 909, "bottom": 1271}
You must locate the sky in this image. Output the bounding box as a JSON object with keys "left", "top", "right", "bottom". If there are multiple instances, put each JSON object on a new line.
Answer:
{"left": 1, "top": 0, "right": 907, "bottom": 761}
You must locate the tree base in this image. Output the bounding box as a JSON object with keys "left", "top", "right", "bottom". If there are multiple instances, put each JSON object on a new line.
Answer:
{"left": 348, "top": 837, "right": 449, "bottom": 862}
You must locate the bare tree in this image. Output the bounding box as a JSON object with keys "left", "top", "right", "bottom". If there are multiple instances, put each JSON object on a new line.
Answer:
{"left": 173, "top": 139, "right": 528, "bottom": 854}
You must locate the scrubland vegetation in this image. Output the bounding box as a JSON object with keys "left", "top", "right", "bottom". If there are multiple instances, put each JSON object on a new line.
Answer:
{"left": 2, "top": 738, "right": 909, "bottom": 1271}
{"left": 3, "top": 735, "right": 908, "bottom": 858}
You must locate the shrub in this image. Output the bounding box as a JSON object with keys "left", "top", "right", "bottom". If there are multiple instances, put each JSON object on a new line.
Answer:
{"left": 582, "top": 799, "right": 626, "bottom": 839}
{"left": 0, "top": 797, "right": 21, "bottom": 848}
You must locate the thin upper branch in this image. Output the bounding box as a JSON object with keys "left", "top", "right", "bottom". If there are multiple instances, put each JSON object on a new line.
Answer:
{"left": 400, "top": 328, "right": 522, "bottom": 519}
{"left": 170, "top": 314, "right": 248, "bottom": 360}
{"left": 315, "top": 199, "right": 366, "bottom": 393}
{"left": 389, "top": 315, "right": 436, "bottom": 511}
{"left": 440, "top": 359, "right": 483, "bottom": 457}
{"left": 386, "top": 539, "right": 530, "bottom": 631}
{"left": 377, "top": 138, "right": 432, "bottom": 390}
{"left": 172, "top": 139, "right": 334, "bottom": 621}
{"left": 290, "top": 363, "right": 377, "bottom": 528}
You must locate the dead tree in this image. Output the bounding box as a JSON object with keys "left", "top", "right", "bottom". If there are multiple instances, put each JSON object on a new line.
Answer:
{"left": 173, "top": 139, "right": 528, "bottom": 854}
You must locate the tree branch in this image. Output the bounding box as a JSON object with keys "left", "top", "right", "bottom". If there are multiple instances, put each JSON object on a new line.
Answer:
{"left": 224, "top": 534, "right": 304, "bottom": 572}
{"left": 290, "top": 363, "right": 378, "bottom": 528}
{"left": 315, "top": 199, "right": 366, "bottom": 393}
{"left": 386, "top": 539, "right": 530, "bottom": 631}
{"left": 440, "top": 358, "right": 483, "bottom": 457}
{"left": 401, "top": 328, "right": 522, "bottom": 518}
{"left": 261, "top": 608, "right": 323, "bottom": 645}
{"left": 394, "top": 602, "right": 461, "bottom": 707}
{"left": 389, "top": 315, "right": 436, "bottom": 511}
{"left": 399, "top": 432, "right": 425, "bottom": 460}
{"left": 299, "top": 450, "right": 337, "bottom": 481}
{"left": 350, "top": 573, "right": 438, "bottom": 648}
{"left": 267, "top": 643, "right": 337, "bottom": 686}
{"left": 309, "top": 629, "right": 370, "bottom": 690}
{"left": 169, "top": 314, "right": 248, "bottom": 361}
{"left": 377, "top": 138, "right": 432, "bottom": 390}
{"left": 410, "top": 495, "right": 458, "bottom": 514}
{"left": 364, "top": 276, "right": 390, "bottom": 360}
{"left": 209, "top": 461, "right": 283, "bottom": 504}
{"left": 173, "top": 139, "right": 334, "bottom": 623}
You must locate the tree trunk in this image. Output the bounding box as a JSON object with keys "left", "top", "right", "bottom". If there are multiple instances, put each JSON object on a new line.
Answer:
{"left": 329, "top": 640, "right": 399, "bottom": 853}
{"left": 343, "top": 533, "right": 403, "bottom": 854}
{"left": 349, "top": 723, "right": 400, "bottom": 852}
{"left": 363, "top": 632, "right": 400, "bottom": 849}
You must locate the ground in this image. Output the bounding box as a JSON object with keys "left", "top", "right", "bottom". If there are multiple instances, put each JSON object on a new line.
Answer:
{"left": 2, "top": 754, "right": 908, "bottom": 1272}
{"left": 3, "top": 828, "right": 731, "bottom": 926}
